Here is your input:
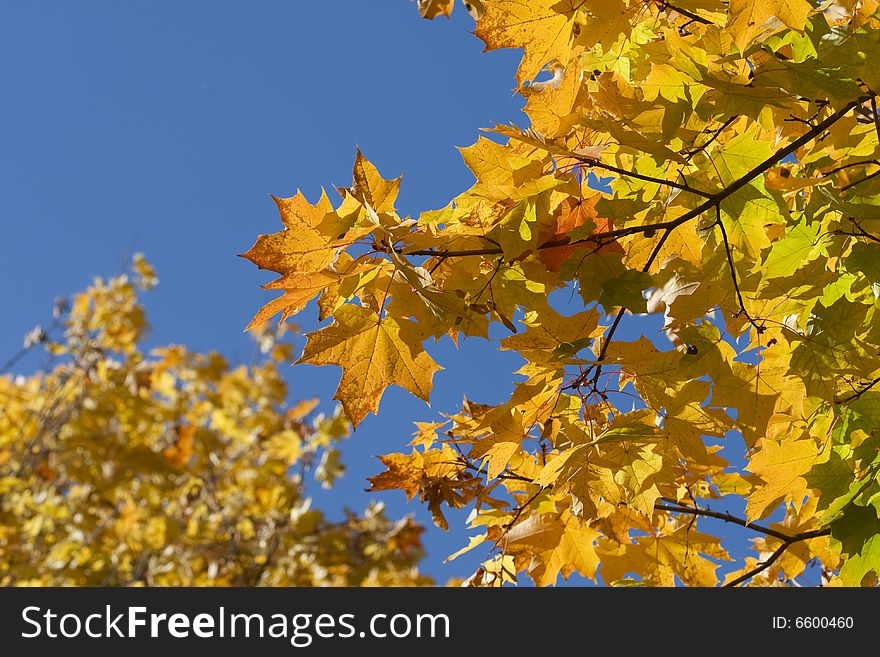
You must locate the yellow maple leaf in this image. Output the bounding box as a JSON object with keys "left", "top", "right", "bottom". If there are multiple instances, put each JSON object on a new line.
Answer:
{"left": 241, "top": 190, "right": 337, "bottom": 275}
{"left": 474, "top": 0, "right": 579, "bottom": 86}
{"left": 746, "top": 437, "right": 823, "bottom": 522}
{"left": 500, "top": 306, "right": 600, "bottom": 361}
{"left": 727, "top": 0, "right": 812, "bottom": 52}
{"left": 245, "top": 269, "right": 341, "bottom": 330}
{"left": 342, "top": 148, "right": 401, "bottom": 214}
{"left": 299, "top": 304, "right": 442, "bottom": 426}
{"left": 417, "top": 0, "right": 455, "bottom": 19}
{"left": 506, "top": 511, "right": 600, "bottom": 585}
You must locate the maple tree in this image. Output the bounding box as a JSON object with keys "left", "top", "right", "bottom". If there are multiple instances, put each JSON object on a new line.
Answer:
{"left": 0, "top": 256, "right": 428, "bottom": 586}
{"left": 244, "top": 0, "right": 880, "bottom": 587}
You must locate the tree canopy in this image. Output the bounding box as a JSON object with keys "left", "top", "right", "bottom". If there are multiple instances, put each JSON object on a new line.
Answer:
{"left": 0, "top": 257, "right": 428, "bottom": 586}
{"left": 244, "top": 0, "right": 880, "bottom": 586}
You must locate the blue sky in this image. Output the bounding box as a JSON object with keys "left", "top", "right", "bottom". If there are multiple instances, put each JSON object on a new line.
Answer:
{"left": 1, "top": 1, "right": 787, "bottom": 585}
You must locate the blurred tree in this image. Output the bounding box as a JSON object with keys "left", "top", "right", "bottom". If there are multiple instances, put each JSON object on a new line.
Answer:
{"left": 0, "top": 255, "right": 428, "bottom": 586}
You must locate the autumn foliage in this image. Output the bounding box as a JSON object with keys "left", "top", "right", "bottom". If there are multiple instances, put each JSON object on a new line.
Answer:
{"left": 244, "top": 0, "right": 880, "bottom": 586}
{"left": 0, "top": 258, "right": 428, "bottom": 586}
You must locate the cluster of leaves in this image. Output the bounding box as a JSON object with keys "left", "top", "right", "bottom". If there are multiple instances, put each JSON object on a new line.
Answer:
{"left": 0, "top": 256, "right": 428, "bottom": 586}
{"left": 245, "top": 0, "right": 880, "bottom": 586}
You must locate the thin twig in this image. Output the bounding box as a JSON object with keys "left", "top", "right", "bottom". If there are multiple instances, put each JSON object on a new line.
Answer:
{"left": 828, "top": 216, "right": 880, "bottom": 244}
{"left": 822, "top": 159, "right": 880, "bottom": 177}
{"left": 683, "top": 115, "right": 737, "bottom": 159}
{"left": 494, "top": 488, "right": 543, "bottom": 550}
{"left": 657, "top": 0, "right": 713, "bottom": 25}
{"left": 841, "top": 168, "right": 880, "bottom": 191}
{"left": 568, "top": 228, "right": 672, "bottom": 392}
{"left": 724, "top": 527, "right": 833, "bottom": 587}
{"left": 713, "top": 204, "right": 764, "bottom": 334}
{"left": 576, "top": 157, "right": 713, "bottom": 198}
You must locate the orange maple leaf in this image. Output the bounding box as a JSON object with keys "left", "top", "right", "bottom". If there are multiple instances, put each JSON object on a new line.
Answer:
{"left": 538, "top": 195, "right": 622, "bottom": 271}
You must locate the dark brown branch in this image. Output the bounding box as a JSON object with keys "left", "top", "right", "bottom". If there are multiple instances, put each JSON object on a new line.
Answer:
{"left": 657, "top": 1, "right": 713, "bottom": 25}
{"left": 446, "top": 456, "right": 535, "bottom": 483}
{"left": 657, "top": 499, "right": 830, "bottom": 541}
{"left": 402, "top": 99, "right": 866, "bottom": 261}
{"left": 656, "top": 500, "right": 790, "bottom": 541}
{"left": 784, "top": 116, "right": 814, "bottom": 127}
{"left": 656, "top": 499, "right": 832, "bottom": 586}
{"left": 822, "top": 159, "right": 880, "bottom": 177}
{"left": 724, "top": 543, "right": 790, "bottom": 587}
{"left": 402, "top": 220, "right": 680, "bottom": 258}
{"left": 841, "top": 168, "right": 880, "bottom": 191}
{"left": 497, "top": 489, "right": 543, "bottom": 547}
{"left": 683, "top": 115, "right": 737, "bottom": 159}
{"left": 834, "top": 230, "right": 880, "bottom": 242}
{"left": 834, "top": 376, "right": 880, "bottom": 404}
{"left": 595, "top": 229, "right": 670, "bottom": 377}
{"left": 714, "top": 100, "right": 863, "bottom": 201}
{"left": 724, "top": 525, "right": 834, "bottom": 588}
{"left": 834, "top": 228, "right": 880, "bottom": 243}
{"left": 565, "top": 228, "right": 672, "bottom": 391}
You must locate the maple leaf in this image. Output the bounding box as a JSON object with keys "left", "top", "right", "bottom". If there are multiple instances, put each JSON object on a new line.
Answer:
{"left": 245, "top": 269, "right": 341, "bottom": 330}
{"left": 368, "top": 446, "right": 471, "bottom": 530}
{"left": 417, "top": 0, "right": 455, "bottom": 19}
{"left": 746, "top": 437, "right": 823, "bottom": 522}
{"left": 474, "top": 0, "right": 579, "bottom": 86}
{"left": 500, "top": 305, "right": 600, "bottom": 362}
{"left": 536, "top": 194, "right": 623, "bottom": 272}
{"left": 831, "top": 505, "right": 880, "bottom": 586}
{"left": 506, "top": 511, "right": 600, "bottom": 585}
{"left": 727, "top": 0, "right": 813, "bottom": 52}
{"left": 340, "top": 147, "right": 401, "bottom": 214}
{"left": 241, "top": 190, "right": 337, "bottom": 275}
{"left": 299, "top": 304, "right": 442, "bottom": 426}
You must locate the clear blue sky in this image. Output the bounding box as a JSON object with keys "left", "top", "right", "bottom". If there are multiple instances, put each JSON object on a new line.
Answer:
{"left": 1, "top": 1, "right": 780, "bottom": 584}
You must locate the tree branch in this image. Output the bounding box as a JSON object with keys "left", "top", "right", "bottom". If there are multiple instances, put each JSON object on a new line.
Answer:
{"left": 655, "top": 500, "right": 792, "bottom": 542}
{"left": 402, "top": 220, "right": 683, "bottom": 258}
{"left": 400, "top": 99, "right": 867, "bottom": 261}
{"left": 834, "top": 376, "right": 880, "bottom": 404}
{"left": 834, "top": 219, "right": 880, "bottom": 243}
{"left": 656, "top": 0, "right": 714, "bottom": 25}
{"left": 565, "top": 228, "right": 671, "bottom": 391}
{"left": 841, "top": 168, "right": 880, "bottom": 192}
{"left": 656, "top": 498, "right": 832, "bottom": 586}
{"left": 723, "top": 543, "right": 790, "bottom": 587}
{"left": 822, "top": 159, "right": 880, "bottom": 177}
{"left": 723, "top": 525, "right": 833, "bottom": 588}
{"left": 683, "top": 115, "right": 737, "bottom": 159}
